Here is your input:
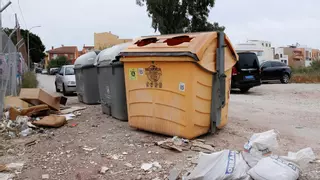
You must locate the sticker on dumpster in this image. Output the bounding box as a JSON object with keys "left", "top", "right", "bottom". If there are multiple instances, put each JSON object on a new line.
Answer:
{"left": 138, "top": 68, "right": 144, "bottom": 75}
{"left": 129, "top": 68, "right": 138, "bottom": 80}
{"left": 179, "top": 82, "right": 185, "bottom": 92}
{"left": 145, "top": 65, "right": 162, "bottom": 88}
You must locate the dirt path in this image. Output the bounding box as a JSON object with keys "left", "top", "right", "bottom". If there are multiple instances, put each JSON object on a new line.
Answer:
{"left": 0, "top": 75, "right": 319, "bottom": 179}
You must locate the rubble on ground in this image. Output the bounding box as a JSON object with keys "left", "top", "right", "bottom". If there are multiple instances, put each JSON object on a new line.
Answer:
{"left": 0, "top": 88, "right": 86, "bottom": 139}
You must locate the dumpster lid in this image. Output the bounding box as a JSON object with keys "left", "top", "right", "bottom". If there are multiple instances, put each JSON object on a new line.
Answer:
{"left": 74, "top": 51, "right": 100, "bottom": 67}
{"left": 95, "top": 42, "right": 132, "bottom": 66}
{"left": 120, "top": 32, "right": 237, "bottom": 61}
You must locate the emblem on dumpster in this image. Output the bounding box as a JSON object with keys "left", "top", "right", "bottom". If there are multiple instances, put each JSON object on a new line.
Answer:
{"left": 145, "top": 65, "right": 162, "bottom": 88}
{"left": 129, "top": 68, "right": 138, "bottom": 80}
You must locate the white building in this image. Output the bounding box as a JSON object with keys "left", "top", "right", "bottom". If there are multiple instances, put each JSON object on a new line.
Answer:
{"left": 274, "top": 47, "right": 289, "bottom": 65}
{"left": 235, "top": 40, "right": 274, "bottom": 63}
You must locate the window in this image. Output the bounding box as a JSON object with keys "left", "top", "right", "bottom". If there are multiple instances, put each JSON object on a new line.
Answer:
{"left": 59, "top": 67, "right": 64, "bottom": 75}
{"left": 70, "top": 54, "right": 74, "bottom": 59}
{"left": 262, "top": 43, "right": 264, "bottom": 46}
{"left": 280, "top": 54, "right": 283, "bottom": 58}
{"left": 53, "top": 54, "right": 57, "bottom": 59}
{"left": 65, "top": 67, "right": 75, "bottom": 75}
{"left": 257, "top": 51, "right": 263, "bottom": 56}
{"left": 271, "top": 61, "right": 284, "bottom": 67}
{"left": 261, "top": 61, "right": 272, "bottom": 68}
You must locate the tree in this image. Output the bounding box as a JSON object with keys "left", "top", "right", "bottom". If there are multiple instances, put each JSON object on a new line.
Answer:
{"left": 136, "top": 0, "right": 225, "bottom": 34}
{"left": 47, "top": 56, "right": 72, "bottom": 70}
{"left": 4, "top": 28, "right": 46, "bottom": 63}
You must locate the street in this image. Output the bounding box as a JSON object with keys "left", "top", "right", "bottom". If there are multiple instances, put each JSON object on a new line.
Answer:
{"left": 4, "top": 74, "right": 320, "bottom": 179}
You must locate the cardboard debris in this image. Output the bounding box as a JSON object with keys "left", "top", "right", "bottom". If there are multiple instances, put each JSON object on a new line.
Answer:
{"left": 9, "top": 104, "right": 50, "bottom": 120}
{"left": 32, "top": 115, "right": 67, "bottom": 128}
{"left": 19, "top": 88, "right": 67, "bottom": 111}
{"left": 4, "top": 96, "right": 29, "bottom": 109}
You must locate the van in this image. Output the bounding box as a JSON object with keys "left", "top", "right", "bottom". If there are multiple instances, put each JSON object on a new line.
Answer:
{"left": 231, "top": 52, "right": 261, "bottom": 92}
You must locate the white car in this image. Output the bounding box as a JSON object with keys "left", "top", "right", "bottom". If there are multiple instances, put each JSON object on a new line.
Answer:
{"left": 55, "top": 65, "right": 76, "bottom": 95}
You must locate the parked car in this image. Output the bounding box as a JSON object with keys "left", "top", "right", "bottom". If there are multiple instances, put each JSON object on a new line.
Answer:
{"left": 50, "top": 68, "right": 60, "bottom": 75}
{"left": 41, "top": 69, "right": 48, "bottom": 74}
{"left": 260, "top": 61, "right": 291, "bottom": 84}
{"left": 55, "top": 65, "right": 76, "bottom": 95}
{"left": 35, "top": 67, "right": 42, "bottom": 73}
{"left": 231, "top": 52, "right": 261, "bottom": 93}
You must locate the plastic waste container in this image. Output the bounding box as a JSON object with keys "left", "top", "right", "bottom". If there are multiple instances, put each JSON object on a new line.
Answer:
{"left": 96, "top": 43, "right": 131, "bottom": 120}
{"left": 120, "top": 32, "right": 238, "bottom": 139}
{"left": 74, "top": 51, "right": 100, "bottom": 104}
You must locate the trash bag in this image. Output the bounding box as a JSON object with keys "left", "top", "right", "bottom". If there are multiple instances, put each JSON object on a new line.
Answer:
{"left": 248, "top": 156, "right": 300, "bottom": 180}
{"left": 243, "top": 129, "right": 278, "bottom": 167}
{"left": 281, "top": 147, "right": 316, "bottom": 169}
{"left": 186, "top": 150, "right": 251, "bottom": 180}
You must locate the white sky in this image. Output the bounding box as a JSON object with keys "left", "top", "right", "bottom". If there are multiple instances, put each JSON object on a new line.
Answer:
{"left": 2, "top": 0, "right": 320, "bottom": 50}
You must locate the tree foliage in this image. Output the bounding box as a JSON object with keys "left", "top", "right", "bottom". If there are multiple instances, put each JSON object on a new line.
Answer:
{"left": 47, "top": 56, "right": 71, "bottom": 70}
{"left": 136, "top": 0, "right": 225, "bottom": 34}
{"left": 4, "top": 28, "right": 46, "bottom": 63}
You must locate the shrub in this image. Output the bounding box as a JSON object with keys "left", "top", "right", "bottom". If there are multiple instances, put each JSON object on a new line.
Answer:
{"left": 47, "top": 56, "right": 72, "bottom": 71}
{"left": 22, "top": 71, "right": 38, "bottom": 88}
{"left": 291, "top": 61, "right": 320, "bottom": 83}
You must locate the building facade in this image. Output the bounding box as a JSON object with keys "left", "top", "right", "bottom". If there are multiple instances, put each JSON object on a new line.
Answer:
{"left": 274, "top": 47, "right": 289, "bottom": 65}
{"left": 46, "top": 46, "right": 79, "bottom": 64}
{"left": 79, "top": 45, "right": 94, "bottom": 56}
{"left": 235, "top": 40, "right": 274, "bottom": 63}
{"left": 94, "top": 32, "right": 131, "bottom": 50}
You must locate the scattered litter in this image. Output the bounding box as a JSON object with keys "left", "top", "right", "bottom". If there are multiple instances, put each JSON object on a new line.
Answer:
{"left": 59, "top": 113, "right": 76, "bottom": 121}
{"left": 185, "top": 150, "right": 250, "bottom": 180}
{"left": 60, "top": 106, "right": 86, "bottom": 114}
{"left": 25, "top": 139, "right": 37, "bottom": 147}
{"left": 168, "top": 166, "right": 181, "bottom": 180}
{"left": 141, "top": 163, "right": 153, "bottom": 171}
{"left": 141, "top": 162, "right": 162, "bottom": 171}
{"left": 9, "top": 104, "right": 50, "bottom": 120}
{"left": 100, "top": 166, "right": 109, "bottom": 174}
{"left": 42, "top": 174, "right": 49, "bottom": 179}
{"left": 20, "top": 128, "right": 33, "bottom": 137}
{"left": 0, "top": 173, "right": 15, "bottom": 180}
{"left": 148, "top": 151, "right": 151, "bottom": 154}
{"left": 0, "top": 162, "right": 24, "bottom": 173}
{"left": 32, "top": 115, "right": 67, "bottom": 128}
{"left": 122, "top": 152, "right": 128, "bottom": 155}
{"left": 6, "top": 149, "right": 14, "bottom": 155}
{"left": 124, "top": 163, "right": 134, "bottom": 168}
{"left": 156, "top": 137, "right": 215, "bottom": 153}
{"left": 82, "top": 146, "right": 96, "bottom": 152}
{"left": 27, "top": 122, "right": 37, "bottom": 128}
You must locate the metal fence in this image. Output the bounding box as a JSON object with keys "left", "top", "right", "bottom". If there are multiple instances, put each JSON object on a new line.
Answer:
{"left": 0, "top": 29, "right": 27, "bottom": 117}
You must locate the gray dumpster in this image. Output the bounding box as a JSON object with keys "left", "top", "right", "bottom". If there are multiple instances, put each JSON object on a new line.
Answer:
{"left": 96, "top": 43, "right": 131, "bottom": 121}
{"left": 74, "top": 51, "right": 100, "bottom": 104}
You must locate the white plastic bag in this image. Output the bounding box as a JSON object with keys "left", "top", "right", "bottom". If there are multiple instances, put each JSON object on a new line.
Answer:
{"left": 243, "top": 129, "right": 278, "bottom": 167}
{"left": 248, "top": 156, "right": 299, "bottom": 180}
{"left": 186, "top": 150, "right": 251, "bottom": 180}
{"left": 281, "top": 147, "right": 316, "bottom": 169}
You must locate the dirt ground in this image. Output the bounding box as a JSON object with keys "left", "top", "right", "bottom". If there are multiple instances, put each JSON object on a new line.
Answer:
{"left": 0, "top": 74, "right": 319, "bottom": 180}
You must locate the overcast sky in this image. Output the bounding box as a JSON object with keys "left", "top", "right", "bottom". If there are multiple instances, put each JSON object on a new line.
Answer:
{"left": 2, "top": 0, "right": 320, "bottom": 50}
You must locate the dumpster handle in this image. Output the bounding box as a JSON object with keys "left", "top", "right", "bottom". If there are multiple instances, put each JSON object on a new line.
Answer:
{"left": 210, "top": 32, "right": 226, "bottom": 133}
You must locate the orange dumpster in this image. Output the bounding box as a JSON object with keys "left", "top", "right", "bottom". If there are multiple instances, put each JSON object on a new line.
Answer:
{"left": 120, "top": 32, "right": 238, "bottom": 139}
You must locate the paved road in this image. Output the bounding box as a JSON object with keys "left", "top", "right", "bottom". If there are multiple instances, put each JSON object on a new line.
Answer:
{"left": 37, "top": 73, "right": 320, "bottom": 151}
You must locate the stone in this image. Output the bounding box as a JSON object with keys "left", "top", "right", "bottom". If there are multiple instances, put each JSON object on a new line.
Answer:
{"left": 42, "top": 174, "right": 49, "bottom": 179}
{"left": 7, "top": 149, "right": 14, "bottom": 155}
{"left": 100, "top": 166, "right": 109, "bottom": 174}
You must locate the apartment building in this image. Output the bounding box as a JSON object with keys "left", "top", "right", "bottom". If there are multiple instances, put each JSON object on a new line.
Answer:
{"left": 235, "top": 40, "right": 274, "bottom": 63}
{"left": 94, "top": 31, "right": 131, "bottom": 50}
{"left": 274, "top": 47, "right": 289, "bottom": 65}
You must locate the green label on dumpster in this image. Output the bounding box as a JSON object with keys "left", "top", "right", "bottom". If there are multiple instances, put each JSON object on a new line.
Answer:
{"left": 129, "top": 68, "right": 138, "bottom": 80}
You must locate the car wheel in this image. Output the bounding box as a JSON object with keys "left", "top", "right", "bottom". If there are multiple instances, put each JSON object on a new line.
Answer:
{"left": 62, "top": 84, "right": 68, "bottom": 96}
{"left": 281, "top": 74, "right": 290, "bottom": 84}
{"left": 55, "top": 82, "right": 60, "bottom": 92}
{"left": 240, "top": 88, "right": 250, "bottom": 93}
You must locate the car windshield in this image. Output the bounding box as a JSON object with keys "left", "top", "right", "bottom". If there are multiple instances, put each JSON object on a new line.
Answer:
{"left": 237, "top": 53, "right": 260, "bottom": 69}
{"left": 65, "top": 67, "right": 74, "bottom": 75}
